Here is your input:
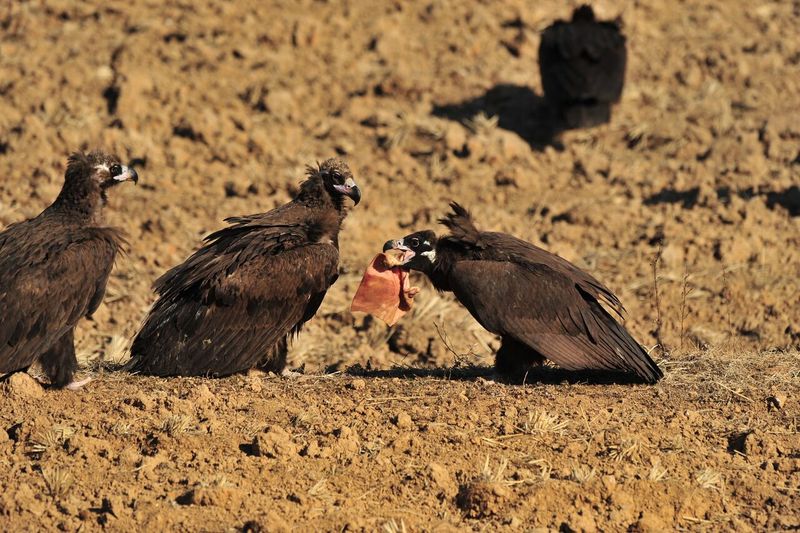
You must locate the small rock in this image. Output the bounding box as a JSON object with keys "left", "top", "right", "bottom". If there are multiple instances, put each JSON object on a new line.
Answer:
{"left": 125, "top": 393, "right": 154, "bottom": 411}
{"left": 302, "top": 439, "right": 321, "bottom": 458}
{"left": 766, "top": 393, "right": 786, "bottom": 411}
{"left": 564, "top": 510, "right": 597, "bottom": 532}
{"left": 497, "top": 130, "right": 529, "bottom": 159}
{"left": 427, "top": 462, "right": 457, "bottom": 497}
{"left": 252, "top": 426, "right": 297, "bottom": 459}
{"left": 660, "top": 243, "right": 685, "bottom": 269}
{"left": 95, "top": 65, "right": 114, "bottom": 82}
{"left": 506, "top": 516, "right": 522, "bottom": 528}
{"left": 633, "top": 510, "right": 666, "bottom": 532}
{"left": 241, "top": 520, "right": 263, "bottom": 533}
{"left": 394, "top": 411, "right": 414, "bottom": 430}
{"left": 4, "top": 373, "right": 44, "bottom": 398}
{"left": 265, "top": 90, "right": 295, "bottom": 120}
{"left": 348, "top": 379, "right": 366, "bottom": 391}
{"left": 334, "top": 426, "right": 360, "bottom": 455}
{"left": 456, "top": 481, "right": 510, "bottom": 518}
{"left": 444, "top": 123, "right": 467, "bottom": 151}
{"left": 247, "top": 376, "right": 263, "bottom": 393}
{"left": 178, "top": 486, "right": 241, "bottom": 507}
{"left": 188, "top": 384, "right": 216, "bottom": 407}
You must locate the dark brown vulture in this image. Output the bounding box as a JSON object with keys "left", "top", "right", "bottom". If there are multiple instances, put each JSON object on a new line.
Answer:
{"left": 539, "top": 5, "right": 627, "bottom": 128}
{"left": 382, "top": 203, "right": 662, "bottom": 383}
{"left": 127, "top": 158, "right": 361, "bottom": 377}
{"left": 0, "top": 151, "right": 138, "bottom": 389}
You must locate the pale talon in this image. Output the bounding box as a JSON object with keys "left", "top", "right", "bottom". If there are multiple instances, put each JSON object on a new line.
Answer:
{"left": 65, "top": 377, "right": 92, "bottom": 390}
{"left": 280, "top": 369, "right": 303, "bottom": 379}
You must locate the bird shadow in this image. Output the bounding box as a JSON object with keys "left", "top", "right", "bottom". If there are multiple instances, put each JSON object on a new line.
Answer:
{"left": 344, "top": 363, "right": 654, "bottom": 386}
{"left": 432, "top": 83, "right": 565, "bottom": 151}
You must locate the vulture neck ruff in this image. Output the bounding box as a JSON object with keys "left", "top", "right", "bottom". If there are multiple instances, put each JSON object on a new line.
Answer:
{"left": 424, "top": 241, "right": 463, "bottom": 292}
{"left": 48, "top": 179, "right": 107, "bottom": 226}
{"left": 296, "top": 174, "right": 346, "bottom": 216}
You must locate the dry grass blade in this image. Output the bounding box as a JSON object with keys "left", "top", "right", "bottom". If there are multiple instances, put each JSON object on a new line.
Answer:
{"left": 28, "top": 425, "right": 75, "bottom": 456}
{"left": 607, "top": 438, "right": 643, "bottom": 464}
{"left": 383, "top": 518, "right": 407, "bottom": 533}
{"left": 570, "top": 463, "right": 596, "bottom": 484}
{"left": 104, "top": 334, "right": 131, "bottom": 365}
{"left": 308, "top": 478, "right": 328, "bottom": 497}
{"left": 385, "top": 112, "right": 413, "bottom": 150}
{"left": 464, "top": 112, "right": 499, "bottom": 135}
{"left": 110, "top": 422, "right": 132, "bottom": 436}
{"left": 518, "top": 410, "right": 569, "bottom": 436}
{"left": 160, "top": 415, "right": 191, "bottom": 437}
{"left": 648, "top": 462, "right": 669, "bottom": 481}
{"left": 695, "top": 468, "right": 724, "bottom": 491}
{"left": 527, "top": 458, "right": 552, "bottom": 481}
{"left": 41, "top": 466, "right": 74, "bottom": 500}
{"left": 479, "top": 456, "right": 509, "bottom": 484}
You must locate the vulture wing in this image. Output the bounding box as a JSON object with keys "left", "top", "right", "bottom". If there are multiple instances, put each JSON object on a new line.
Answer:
{"left": 0, "top": 224, "right": 120, "bottom": 373}
{"left": 446, "top": 258, "right": 662, "bottom": 383}
{"left": 480, "top": 231, "right": 626, "bottom": 317}
{"left": 539, "top": 20, "right": 626, "bottom": 104}
{"left": 128, "top": 218, "right": 339, "bottom": 377}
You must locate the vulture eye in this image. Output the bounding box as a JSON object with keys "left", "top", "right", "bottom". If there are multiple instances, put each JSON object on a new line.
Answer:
{"left": 410, "top": 237, "right": 420, "bottom": 248}
{"left": 109, "top": 164, "right": 122, "bottom": 177}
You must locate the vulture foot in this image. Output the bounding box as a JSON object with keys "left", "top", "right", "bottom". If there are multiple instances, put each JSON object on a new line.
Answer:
{"left": 65, "top": 377, "right": 93, "bottom": 390}
{"left": 280, "top": 368, "right": 304, "bottom": 379}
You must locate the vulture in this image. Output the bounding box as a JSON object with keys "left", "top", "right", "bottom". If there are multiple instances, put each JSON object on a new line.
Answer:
{"left": 538, "top": 5, "right": 627, "bottom": 128}
{"left": 382, "top": 203, "right": 662, "bottom": 383}
{"left": 127, "top": 158, "right": 361, "bottom": 377}
{"left": 0, "top": 151, "right": 138, "bottom": 389}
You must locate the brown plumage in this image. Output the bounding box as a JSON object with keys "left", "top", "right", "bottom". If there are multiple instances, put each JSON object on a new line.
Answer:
{"left": 0, "top": 151, "right": 138, "bottom": 388}
{"left": 539, "top": 5, "right": 627, "bottom": 128}
{"left": 127, "top": 158, "right": 361, "bottom": 377}
{"left": 383, "top": 203, "right": 662, "bottom": 383}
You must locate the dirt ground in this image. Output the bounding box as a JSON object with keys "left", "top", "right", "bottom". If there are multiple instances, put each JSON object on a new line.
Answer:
{"left": 0, "top": 0, "right": 798, "bottom": 530}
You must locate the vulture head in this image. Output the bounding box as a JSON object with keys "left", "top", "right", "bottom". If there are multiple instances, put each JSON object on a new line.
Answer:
{"left": 572, "top": 4, "right": 595, "bottom": 22}
{"left": 57, "top": 151, "right": 138, "bottom": 215}
{"left": 313, "top": 158, "right": 361, "bottom": 207}
{"left": 383, "top": 230, "right": 438, "bottom": 273}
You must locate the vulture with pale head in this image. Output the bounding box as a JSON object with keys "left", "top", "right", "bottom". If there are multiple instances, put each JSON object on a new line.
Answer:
{"left": 0, "top": 151, "right": 138, "bottom": 389}
{"left": 381, "top": 203, "right": 662, "bottom": 383}
{"left": 127, "top": 158, "right": 361, "bottom": 377}
{"left": 539, "top": 5, "right": 627, "bottom": 128}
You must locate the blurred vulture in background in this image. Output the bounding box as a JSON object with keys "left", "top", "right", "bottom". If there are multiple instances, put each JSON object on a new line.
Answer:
{"left": 127, "top": 159, "right": 361, "bottom": 378}
{"left": 0, "top": 151, "right": 138, "bottom": 389}
{"left": 539, "top": 5, "right": 627, "bottom": 128}
{"left": 383, "top": 203, "right": 662, "bottom": 383}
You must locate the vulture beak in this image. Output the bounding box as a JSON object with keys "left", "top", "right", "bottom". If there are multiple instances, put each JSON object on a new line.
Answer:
{"left": 382, "top": 239, "right": 415, "bottom": 264}
{"left": 334, "top": 178, "right": 361, "bottom": 205}
{"left": 114, "top": 166, "right": 139, "bottom": 185}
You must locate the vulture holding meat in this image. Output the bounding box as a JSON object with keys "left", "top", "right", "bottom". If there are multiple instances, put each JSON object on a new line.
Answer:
{"left": 0, "top": 151, "right": 138, "bottom": 389}
{"left": 380, "top": 203, "right": 662, "bottom": 383}
{"left": 127, "top": 158, "right": 361, "bottom": 377}
{"left": 539, "top": 5, "right": 627, "bottom": 128}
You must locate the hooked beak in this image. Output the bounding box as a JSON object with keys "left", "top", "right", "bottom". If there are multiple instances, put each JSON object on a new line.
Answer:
{"left": 114, "top": 165, "right": 139, "bottom": 185}
{"left": 333, "top": 177, "right": 361, "bottom": 205}
{"left": 382, "top": 239, "right": 415, "bottom": 264}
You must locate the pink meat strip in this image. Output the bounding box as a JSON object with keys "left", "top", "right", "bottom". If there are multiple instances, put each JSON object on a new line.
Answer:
{"left": 351, "top": 251, "right": 419, "bottom": 326}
